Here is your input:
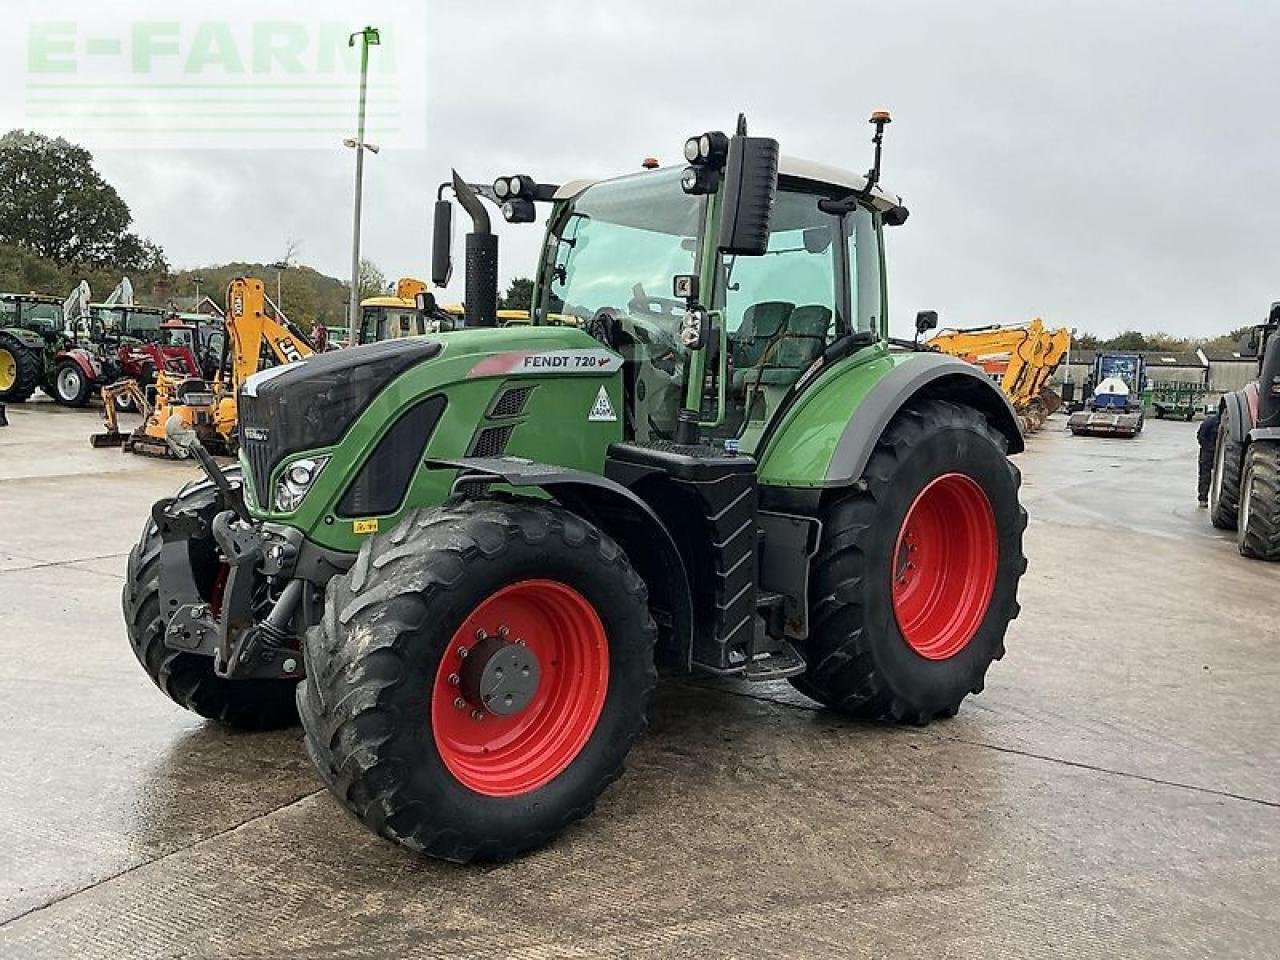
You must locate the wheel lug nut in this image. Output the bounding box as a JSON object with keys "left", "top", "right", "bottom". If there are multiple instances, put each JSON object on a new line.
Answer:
{"left": 515, "top": 638, "right": 526, "bottom": 646}
{"left": 457, "top": 646, "right": 469, "bottom": 659}
{"left": 474, "top": 628, "right": 487, "bottom": 641}
{"left": 497, "top": 625, "right": 509, "bottom": 639}
{"left": 470, "top": 709, "right": 484, "bottom": 721}
{"left": 453, "top": 697, "right": 466, "bottom": 710}
{"left": 447, "top": 673, "right": 460, "bottom": 686}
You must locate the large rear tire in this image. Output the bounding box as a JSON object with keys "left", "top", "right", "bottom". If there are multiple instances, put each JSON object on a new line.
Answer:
{"left": 1209, "top": 403, "right": 1244, "bottom": 530}
{"left": 1238, "top": 440, "right": 1280, "bottom": 561}
{"left": 792, "top": 400, "right": 1026, "bottom": 723}
{"left": 0, "top": 334, "right": 40, "bottom": 402}
{"left": 123, "top": 468, "right": 299, "bottom": 730}
{"left": 299, "top": 498, "right": 657, "bottom": 862}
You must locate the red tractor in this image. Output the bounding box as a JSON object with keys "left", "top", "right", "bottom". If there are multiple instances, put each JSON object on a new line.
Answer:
{"left": 53, "top": 281, "right": 200, "bottom": 408}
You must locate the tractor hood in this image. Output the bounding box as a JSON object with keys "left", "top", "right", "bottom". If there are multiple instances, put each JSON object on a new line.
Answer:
{"left": 239, "top": 338, "right": 442, "bottom": 506}
{"left": 238, "top": 325, "right": 626, "bottom": 550}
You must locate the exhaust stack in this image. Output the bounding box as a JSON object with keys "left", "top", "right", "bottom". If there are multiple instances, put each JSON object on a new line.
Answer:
{"left": 451, "top": 170, "right": 499, "bottom": 328}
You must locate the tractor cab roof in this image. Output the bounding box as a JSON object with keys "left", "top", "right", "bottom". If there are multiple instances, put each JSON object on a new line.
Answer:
{"left": 553, "top": 155, "right": 903, "bottom": 213}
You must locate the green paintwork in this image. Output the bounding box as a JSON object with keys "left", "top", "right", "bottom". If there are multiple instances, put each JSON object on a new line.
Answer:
{"left": 242, "top": 324, "right": 624, "bottom": 554}
{"left": 754, "top": 345, "right": 910, "bottom": 488}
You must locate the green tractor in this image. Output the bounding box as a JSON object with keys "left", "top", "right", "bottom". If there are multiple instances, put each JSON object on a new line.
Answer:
{"left": 125, "top": 114, "right": 1027, "bottom": 862}
{"left": 0, "top": 292, "right": 68, "bottom": 402}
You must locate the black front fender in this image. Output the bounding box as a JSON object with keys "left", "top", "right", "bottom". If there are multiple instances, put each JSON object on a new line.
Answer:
{"left": 425, "top": 456, "right": 695, "bottom": 668}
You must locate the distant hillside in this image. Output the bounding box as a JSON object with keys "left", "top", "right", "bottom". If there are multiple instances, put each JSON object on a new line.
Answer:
{"left": 0, "top": 244, "right": 351, "bottom": 331}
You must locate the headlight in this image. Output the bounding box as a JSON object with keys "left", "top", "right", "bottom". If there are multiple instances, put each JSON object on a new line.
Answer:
{"left": 274, "top": 456, "right": 329, "bottom": 512}
{"left": 493, "top": 177, "right": 510, "bottom": 199}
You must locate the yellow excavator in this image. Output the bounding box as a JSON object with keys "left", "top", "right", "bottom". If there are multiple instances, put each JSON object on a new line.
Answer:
{"left": 94, "top": 277, "right": 314, "bottom": 457}
{"left": 926, "top": 319, "right": 1071, "bottom": 433}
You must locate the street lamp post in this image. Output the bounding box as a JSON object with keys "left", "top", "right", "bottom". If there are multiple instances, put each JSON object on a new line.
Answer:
{"left": 346, "top": 25, "right": 381, "bottom": 334}
{"left": 193, "top": 274, "right": 204, "bottom": 308}
{"left": 269, "top": 261, "right": 289, "bottom": 311}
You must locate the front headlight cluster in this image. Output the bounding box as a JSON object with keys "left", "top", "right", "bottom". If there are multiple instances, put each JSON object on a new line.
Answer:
{"left": 274, "top": 456, "right": 329, "bottom": 513}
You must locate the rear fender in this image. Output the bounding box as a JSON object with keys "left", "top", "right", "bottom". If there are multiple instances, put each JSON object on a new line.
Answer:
{"left": 758, "top": 352, "right": 1023, "bottom": 489}
{"left": 424, "top": 456, "right": 695, "bottom": 670}
{"left": 57, "top": 347, "right": 100, "bottom": 381}
{"left": 1221, "top": 385, "right": 1256, "bottom": 444}
{"left": 0, "top": 328, "right": 44, "bottom": 351}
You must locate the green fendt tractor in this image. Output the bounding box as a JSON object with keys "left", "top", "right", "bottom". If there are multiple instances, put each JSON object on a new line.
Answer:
{"left": 125, "top": 114, "right": 1027, "bottom": 862}
{"left": 0, "top": 292, "right": 68, "bottom": 402}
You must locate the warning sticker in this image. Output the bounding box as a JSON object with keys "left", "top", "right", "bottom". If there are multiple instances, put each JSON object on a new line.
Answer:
{"left": 352, "top": 519, "right": 379, "bottom": 535}
{"left": 589, "top": 385, "right": 617, "bottom": 422}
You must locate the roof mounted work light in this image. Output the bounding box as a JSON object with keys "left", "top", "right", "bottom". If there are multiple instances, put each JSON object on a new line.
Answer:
{"left": 683, "top": 130, "right": 728, "bottom": 166}
{"left": 501, "top": 198, "right": 537, "bottom": 223}
{"left": 493, "top": 175, "right": 535, "bottom": 201}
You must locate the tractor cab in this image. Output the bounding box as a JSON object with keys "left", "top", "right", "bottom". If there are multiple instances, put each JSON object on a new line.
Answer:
{"left": 534, "top": 158, "right": 892, "bottom": 449}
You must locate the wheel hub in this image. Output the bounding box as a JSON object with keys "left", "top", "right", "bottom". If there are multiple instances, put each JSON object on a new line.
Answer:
{"left": 0, "top": 348, "right": 15, "bottom": 392}
{"left": 459, "top": 631, "right": 541, "bottom": 717}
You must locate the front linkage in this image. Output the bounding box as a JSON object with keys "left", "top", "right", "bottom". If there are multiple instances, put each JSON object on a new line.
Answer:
{"left": 152, "top": 440, "right": 346, "bottom": 683}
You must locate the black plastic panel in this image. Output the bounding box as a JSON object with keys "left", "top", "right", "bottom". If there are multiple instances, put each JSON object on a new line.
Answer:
{"left": 336, "top": 395, "right": 446, "bottom": 517}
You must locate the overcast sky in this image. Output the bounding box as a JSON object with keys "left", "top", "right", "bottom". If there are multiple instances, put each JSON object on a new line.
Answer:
{"left": 8, "top": 0, "right": 1280, "bottom": 338}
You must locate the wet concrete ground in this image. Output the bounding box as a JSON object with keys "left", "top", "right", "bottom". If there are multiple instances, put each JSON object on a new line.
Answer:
{"left": 0, "top": 399, "right": 1276, "bottom": 959}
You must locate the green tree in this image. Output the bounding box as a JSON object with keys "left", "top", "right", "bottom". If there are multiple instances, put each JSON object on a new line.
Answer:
{"left": 1106, "top": 330, "right": 1150, "bottom": 351}
{"left": 1072, "top": 332, "right": 1101, "bottom": 351}
{"left": 499, "top": 276, "right": 534, "bottom": 311}
{"left": 358, "top": 258, "right": 387, "bottom": 302}
{"left": 0, "top": 130, "right": 166, "bottom": 270}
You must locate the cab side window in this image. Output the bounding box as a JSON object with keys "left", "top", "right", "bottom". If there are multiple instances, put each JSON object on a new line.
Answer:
{"left": 717, "top": 189, "right": 842, "bottom": 442}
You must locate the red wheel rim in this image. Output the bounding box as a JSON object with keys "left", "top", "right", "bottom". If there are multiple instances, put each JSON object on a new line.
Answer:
{"left": 431, "top": 579, "right": 609, "bottom": 797}
{"left": 891, "top": 473, "right": 998, "bottom": 660}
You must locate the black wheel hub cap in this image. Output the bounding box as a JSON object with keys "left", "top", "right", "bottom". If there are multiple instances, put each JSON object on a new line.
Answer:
{"left": 460, "top": 634, "right": 541, "bottom": 717}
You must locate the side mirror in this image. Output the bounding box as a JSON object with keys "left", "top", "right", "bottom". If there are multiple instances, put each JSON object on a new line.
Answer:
{"left": 1239, "top": 329, "right": 1260, "bottom": 358}
{"left": 431, "top": 199, "right": 453, "bottom": 287}
{"left": 915, "top": 310, "right": 939, "bottom": 335}
{"left": 717, "top": 136, "right": 779, "bottom": 256}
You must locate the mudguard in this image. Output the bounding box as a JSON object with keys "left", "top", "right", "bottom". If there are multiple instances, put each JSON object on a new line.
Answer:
{"left": 0, "top": 328, "right": 44, "bottom": 351}
{"left": 57, "top": 347, "right": 101, "bottom": 381}
{"left": 1221, "top": 385, "right": 1257, "bottom": 444}
{"left": 757, "top": 351, "right": 1024, "bottom": 489}
{"left": 424, "top": 455, "right": 695, "bottom": 668}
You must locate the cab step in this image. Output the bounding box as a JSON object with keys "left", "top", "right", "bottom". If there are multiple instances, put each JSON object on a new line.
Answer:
{"left": 743, "top": 639, "right": 806, "bottom": 682}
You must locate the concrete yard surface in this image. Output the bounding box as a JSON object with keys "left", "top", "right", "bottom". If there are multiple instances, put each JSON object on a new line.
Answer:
{"left": 0, "top": 399, "right": 1276, "bottom": 959}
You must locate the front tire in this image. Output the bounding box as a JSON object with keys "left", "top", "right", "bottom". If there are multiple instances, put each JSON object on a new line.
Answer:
{"left": 299, "top": 498, "right": 657, "bottom": 862}
{"left": 53, "top": 360, "right": 92, "bottom": 406}
{"left": 793, "top": 400, "right": 1026, "bottom": 723}
{"left": 123, "top": 468, "right": 299, "bottom": 730}
{"left": 1209, "top": 404, "right": 1244, "bottom": 530}
{"left": 1238, "top": 440, "right": 1280, "bottom": 561}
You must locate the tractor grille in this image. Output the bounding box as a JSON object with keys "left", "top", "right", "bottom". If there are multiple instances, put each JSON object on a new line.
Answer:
{"left": 237, "top": 393, "right": 274, "bottom": 508}
{"left": 468, "top": 424, "right": 513, "bottom": 458}
{"left": 489, "top": 385, "right": 532, "bottom": 418}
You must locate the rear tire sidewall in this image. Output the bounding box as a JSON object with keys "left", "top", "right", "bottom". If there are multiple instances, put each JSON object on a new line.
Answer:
{"left": 857, "top": 423, "right": 1021, "bottom": 713}
{"left": 374, "top": 526, "right": 652, "bottom": 842}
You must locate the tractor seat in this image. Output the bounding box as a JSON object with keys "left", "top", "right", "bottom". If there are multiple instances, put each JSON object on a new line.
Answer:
{"left": 730, "top": 301, "right": 794, "bottom": 370}
{"left": 732, "top": 304, "right": 832, "bottom": 391}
